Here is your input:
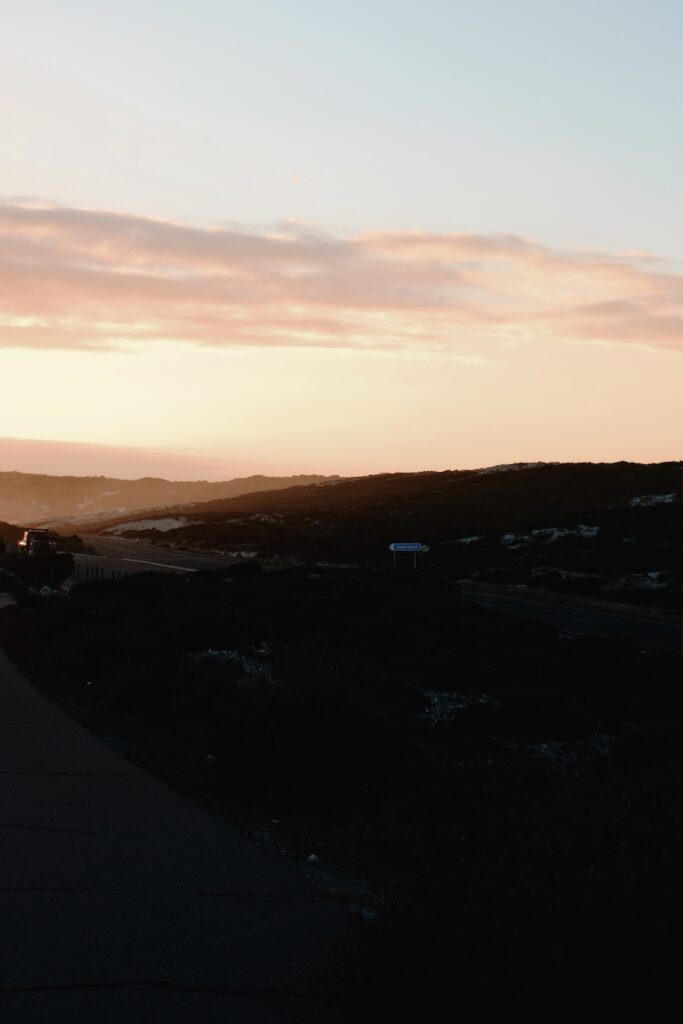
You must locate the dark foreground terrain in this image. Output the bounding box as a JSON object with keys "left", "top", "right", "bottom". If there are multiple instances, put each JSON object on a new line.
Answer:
{"left": 2, "top": 563, "right": 683, "bottom": 1013}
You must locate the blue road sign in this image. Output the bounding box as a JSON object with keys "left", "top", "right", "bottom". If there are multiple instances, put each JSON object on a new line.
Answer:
{"left": 389, "top": 542, "right": 424, "bottom": 552}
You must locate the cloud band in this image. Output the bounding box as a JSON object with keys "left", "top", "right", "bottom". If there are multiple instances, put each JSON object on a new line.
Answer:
{"left": 1, "top": 201, "right": 681, "bottom": 354}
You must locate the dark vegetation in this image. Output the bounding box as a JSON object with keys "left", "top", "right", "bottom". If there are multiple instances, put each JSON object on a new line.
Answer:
{"left": 0, "top": 519, "right": 21, "bottom": 545}
{"left": 0, "top": 548, "right": 74, "bottom": 597}
{"left": 0, "top": 550, "right": 74, "bottom": 592}
{"left": 2, "top": 562, "right": 683, "bottom": 1011}
{"left": 83, "top": 461, "right": 683, "bottom": 610}
{"left": 0, "top": 527, "right": 86, "bottom": 594}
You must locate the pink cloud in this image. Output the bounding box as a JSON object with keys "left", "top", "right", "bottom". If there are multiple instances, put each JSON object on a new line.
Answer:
{"left": 0, "top": 200, "right": 682, "bottom": 353}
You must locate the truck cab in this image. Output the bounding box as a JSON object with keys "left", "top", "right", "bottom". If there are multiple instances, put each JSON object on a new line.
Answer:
{"left": 18, "top": 529, "right": 56, "bottom": 557}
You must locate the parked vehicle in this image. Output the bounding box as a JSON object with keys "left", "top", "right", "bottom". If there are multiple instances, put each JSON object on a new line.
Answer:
{"left": 18, "top": 529, "right": 56, "bottom": 557}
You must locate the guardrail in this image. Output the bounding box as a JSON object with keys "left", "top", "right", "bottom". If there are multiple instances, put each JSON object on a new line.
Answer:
{"left": 70, "top": 553, "right": 193, "bottom": 582}
{"left": 70, "top": 559, "right": 130, "bottom": 583}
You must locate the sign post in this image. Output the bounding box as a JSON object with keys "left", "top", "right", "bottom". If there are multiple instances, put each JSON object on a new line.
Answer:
{"left": 389, "top": 542, "right": 428, "bottom": 570}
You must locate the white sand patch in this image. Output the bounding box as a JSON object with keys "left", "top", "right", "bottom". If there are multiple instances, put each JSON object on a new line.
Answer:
{"left": 107, "top": 517, "right": 191, "bottom": 533}
{"left": 77, "top": 490, "right": 120, "bottom": 509}
{"left": 474, "top": 462, "right": 553, "bottom": 476}
{"left": 501, "top": 525, "right": 599, "bottom": 547}
{"left": 629, "top": 493, "right": 676, "bottom": 507}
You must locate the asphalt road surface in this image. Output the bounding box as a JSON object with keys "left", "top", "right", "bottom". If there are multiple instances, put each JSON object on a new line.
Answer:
{"left": 462, "top": 590, "right": 683, "bottom": 651}
{"left": 0, "top": 648, "right": 346, "bottom": 1023}
{"left": 83, "top": 536, "right": 242, "bottom": 573}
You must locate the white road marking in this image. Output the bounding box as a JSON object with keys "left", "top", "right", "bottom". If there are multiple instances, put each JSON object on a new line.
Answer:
{"left": 119, "top": 557, "right": 197, "bottom": 573}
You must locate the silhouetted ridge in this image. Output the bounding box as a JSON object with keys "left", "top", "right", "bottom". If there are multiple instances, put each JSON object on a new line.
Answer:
{"left": 0, "top": 470, "right": 338, "bottom": 526}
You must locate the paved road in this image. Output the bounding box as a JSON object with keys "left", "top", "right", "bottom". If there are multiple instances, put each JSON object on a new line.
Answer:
{"left": 81, "top": 536, "right": 243, "bottom": 574}
{"left": 0, "top": 648, "right": 346, "bottom": 1022}
{"left": 461, "top": 590, "right": 683, "bottom": 651}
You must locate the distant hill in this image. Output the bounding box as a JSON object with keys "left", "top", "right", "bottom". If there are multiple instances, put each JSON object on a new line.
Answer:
{"left": 0, "top": 471, "right": 338, "bottom": 527}
{"left": 80, "top": 459, "right": 682, "bottom": 558}
{"left": 76, "top": 460, "right": 683, "bottom": 610}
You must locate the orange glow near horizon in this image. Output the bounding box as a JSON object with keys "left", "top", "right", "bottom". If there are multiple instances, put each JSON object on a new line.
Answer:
{"left": 0, "top": 202, "right": 681, "bottom": 480}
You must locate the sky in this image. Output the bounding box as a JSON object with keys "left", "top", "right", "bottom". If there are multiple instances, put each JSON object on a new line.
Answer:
{"left": 1, "top": 0, "right": 681, "bottom": 479}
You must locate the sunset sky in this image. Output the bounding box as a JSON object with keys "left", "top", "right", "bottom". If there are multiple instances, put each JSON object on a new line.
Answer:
{"left": 1, "top": 0, "right": 681, "bottom": 479}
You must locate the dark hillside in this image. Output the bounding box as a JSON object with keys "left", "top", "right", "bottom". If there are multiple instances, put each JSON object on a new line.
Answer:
{"left": 83, "top": 463, "right": 683, "bottom": 608}
{"left": 88, "top": 461, "right": 683, "bottom": 544}
{"left": 0, "top": 521, "right": 22, "bottom": 544}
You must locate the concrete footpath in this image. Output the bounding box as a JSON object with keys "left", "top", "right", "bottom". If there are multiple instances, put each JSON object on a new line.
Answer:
{"left": 0, "top": 648, "right": 348, "bottom": 1023}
